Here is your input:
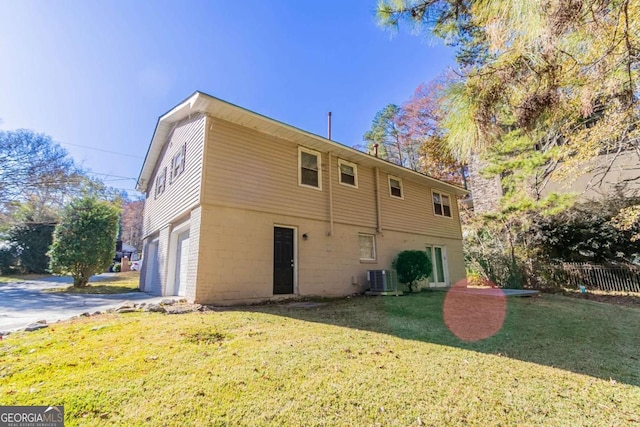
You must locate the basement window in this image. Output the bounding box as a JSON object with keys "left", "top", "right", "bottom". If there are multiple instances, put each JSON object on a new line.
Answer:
{"left": 359, "top": 234, "right": 376, "bottom": 261}
{"left": 338, "top": 159, "right": 358, "bottom": 187}
{"left": 299, "top": 147, "right": 322, "bottom": 190}
{"left": 433, "top": 191, "right": 452, "bottom": 217}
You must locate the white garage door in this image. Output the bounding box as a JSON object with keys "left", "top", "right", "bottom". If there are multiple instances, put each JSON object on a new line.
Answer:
{"left": 174, "top": 230, "right": 190, "bottom": 297}
{"left": 145, "top": 239, "right": 162, "bottom": 295}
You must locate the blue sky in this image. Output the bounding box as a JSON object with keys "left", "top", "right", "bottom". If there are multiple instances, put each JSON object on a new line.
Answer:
{"left": 0, "top": 0, "right": 455, "bottom": 196}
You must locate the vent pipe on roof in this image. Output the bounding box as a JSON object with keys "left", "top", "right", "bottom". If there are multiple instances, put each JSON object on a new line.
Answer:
{"left": 374, "top": 143, "right": 379, "bottom": 157}
{"left": 327, "top": 112, "right": 332, "bottom": 140}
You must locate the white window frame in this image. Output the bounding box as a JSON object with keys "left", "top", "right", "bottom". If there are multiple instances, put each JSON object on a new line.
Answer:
{"left": 388, "top": 175, "right": 404, "bottom": 199}
{"left": 298, "top": 147, "right": 322, "bottom": 190}
{"left": 358, "top": 233, "right": 376, "bottom": 262}
{"left": 337, "top": 159, "right": 358, "bottom": 188}
{"left": 432, "top": 190, "right": 453, "bottom": 218}
{"left": 170, "top": 143, "right": 186, "bottom": 183}
{"left": 155, "top": 167, "right": 166, "bottom": 198}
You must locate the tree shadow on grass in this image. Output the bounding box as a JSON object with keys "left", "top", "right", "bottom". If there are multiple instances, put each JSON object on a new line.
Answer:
{"left": 241, "top": 291, "right": 640, "bottom": 387}
{"left": 44, "top": 284, "right": 140, "bottom": 294}
{"left": 42, "top": 272, "right": 140, "bottom": 294}
{"left": 558, "top": 290, "right": 640, "bottom": 307}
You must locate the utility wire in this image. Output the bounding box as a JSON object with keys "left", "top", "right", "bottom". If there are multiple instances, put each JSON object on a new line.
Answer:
{"left": 59, "top": 141, "right": 144, "bottom": 159}
{"left": 86, "top": 171, "right": 138, "bottom": 180}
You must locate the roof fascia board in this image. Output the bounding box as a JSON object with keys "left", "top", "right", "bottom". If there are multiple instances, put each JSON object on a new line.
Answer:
{"left": 136, "top": 92, "right": 203, "bottom": 192}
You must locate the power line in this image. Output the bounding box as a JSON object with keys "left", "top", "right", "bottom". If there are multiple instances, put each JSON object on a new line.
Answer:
{"left": 86, "top": 171, "right": 137, "bottom": 181}
{"left": 59, "top": 141, "right": 144, "bottom": 159}
{"left": 103, "top": 178, "right": 136, "bottom": 182}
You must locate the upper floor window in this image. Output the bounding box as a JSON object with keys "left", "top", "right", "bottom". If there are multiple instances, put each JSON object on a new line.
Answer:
{"left": 299, "top": 147, "right": 322, "bottom": 190}
{"left": 155, "top": 167, "right": 167, "bottom": 198}
{"left": 388, "top": 175, "right": 403, "bottom": 199}
{"left": 338, "top": 159, "right": 358, "bottom": 187}
{"left": 170, "top": 144, "right": 186, "bottom": 182}
{"left": 433, "top": 191, "right": 452, "bottom": 217}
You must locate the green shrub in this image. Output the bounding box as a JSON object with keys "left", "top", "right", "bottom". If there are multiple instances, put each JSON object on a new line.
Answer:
{"left": 464, "top": 210, "right": 550, "bottom": 289}
{"left": 529, "top": 199, "right": 639, "bottom": 263}
{"left": 463, "top": 196, "right": 640, "bottom": 290}
{"left": 393, "top": 250, "right": 432, "bottom": 292}
{"left": 9, "top": 223, "right": 55, "bottom": 274}
{"left": 49, "top": 197, "right": 120, "bottom": 287}
{"left": 113, "top": 263, "right": 121, "bottom": 273}
{"left": 0, "top": 247, "right": 16, "bottom": 275}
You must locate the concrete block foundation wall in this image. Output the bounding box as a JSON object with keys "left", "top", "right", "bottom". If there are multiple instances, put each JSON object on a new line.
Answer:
{"left": 194, "top": 205, "right": 465, "bottom": 305}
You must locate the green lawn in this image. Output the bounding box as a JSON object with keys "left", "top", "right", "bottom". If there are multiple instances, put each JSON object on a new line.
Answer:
{"left": 1, "top": 292, "right": 639, "bottom": 426}
{"left": 43, "top": 271, "right": 141, "bottom": 294}
{"left": 1, "top": 271, "right": 140, "bottom": 294}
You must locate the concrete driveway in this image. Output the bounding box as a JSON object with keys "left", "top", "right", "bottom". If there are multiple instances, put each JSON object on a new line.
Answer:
{"left": 0, "top": 275, "right": 166, "bottom": 332}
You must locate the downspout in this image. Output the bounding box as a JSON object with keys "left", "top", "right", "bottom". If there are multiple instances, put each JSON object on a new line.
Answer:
{"left": 328, "top": 152, "right": 334, "bottom": 236}
{"left": 374, "top": 167, "right": 382, "bottom": 233}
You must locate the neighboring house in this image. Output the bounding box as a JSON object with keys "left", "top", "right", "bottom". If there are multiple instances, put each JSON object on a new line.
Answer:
{"left": 136, "top": 91, "right": 469, "bottom": 304}
{"left": 118, "top": 243, "right": 139, "bottom": 261}
{"left": 468, "top": 151, "right": 640, "bottom": 214}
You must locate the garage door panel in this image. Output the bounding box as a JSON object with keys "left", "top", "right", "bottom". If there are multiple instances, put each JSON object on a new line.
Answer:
{"left": 174, "top": 230, "right": 190, "bottom": 296}
{"left": 145, "top": 240, "right": 161, "bottom": 295}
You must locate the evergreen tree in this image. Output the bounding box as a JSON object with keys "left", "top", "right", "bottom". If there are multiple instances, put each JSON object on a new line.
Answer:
{"left": 49, "top": 197, "right": 120, "bottom": 287}
{"left": 377, "top": 0, "right": 640, "bottom": 210}
{"left": 363, "top": 78, "right": 467, "bottom": 185}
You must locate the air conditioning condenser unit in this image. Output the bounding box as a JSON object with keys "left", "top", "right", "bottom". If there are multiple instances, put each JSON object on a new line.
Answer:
{"left": 366, "top": 270, "right": 402, "bottom": 295}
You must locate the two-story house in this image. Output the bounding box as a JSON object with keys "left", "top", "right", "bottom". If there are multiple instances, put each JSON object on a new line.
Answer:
{"left": 136, "top": 91, "right": 469, "bottom": 304}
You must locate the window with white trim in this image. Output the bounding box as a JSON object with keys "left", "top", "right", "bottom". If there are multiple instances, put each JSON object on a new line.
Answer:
{"left": 299, "top": 147, "right": 322, "bottom": 189}
{"left": 359, "top": 234, "right": 376, "bottom": 261}
{"left": 170, "top": 144, "right": 186, "bottom": 182}
{"left": 388, "top": 175, "right": 403, "bottom": 199}
{"left": 433, "top": 191, "right": 452, "bottom": 217}
{"left": 155, "top": 167, "right": 166, "bottom": 198}
{"left": 338, "top": 159, "right": 357, "bottom": 187}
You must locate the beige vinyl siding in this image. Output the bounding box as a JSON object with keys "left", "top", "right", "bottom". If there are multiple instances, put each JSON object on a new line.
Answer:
{"left": 143, "top": 114, "right": 205, "bottom": 236}
{"left": 201, "top": 118, "right": 462, "bottom": 239}
{"left": 380, "top": 176, "right": 463, "bottom": 239}
{"left": 202, "top": 119, "right": 329, "bottom": 221}
{"left": 137, "top": 91, "right": 469, "bottom": 304}
{"left": 430, "top": 186, "right": 463, "bottom": 239}
{"left": 331, "top": 157, "right": 377, "bottom": 228}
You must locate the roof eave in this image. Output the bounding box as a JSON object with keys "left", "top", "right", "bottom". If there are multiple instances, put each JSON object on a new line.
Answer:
{"left": 136, "top": 92, "right": 205, "bottom": 192}
{"left": 136, "top": 91, "right": 470, "bottom": 197}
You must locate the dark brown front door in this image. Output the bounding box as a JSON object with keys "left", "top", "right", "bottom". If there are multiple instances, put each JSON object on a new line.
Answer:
{"left": 273, "top": 227, "right": 294, "bottom": 294}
